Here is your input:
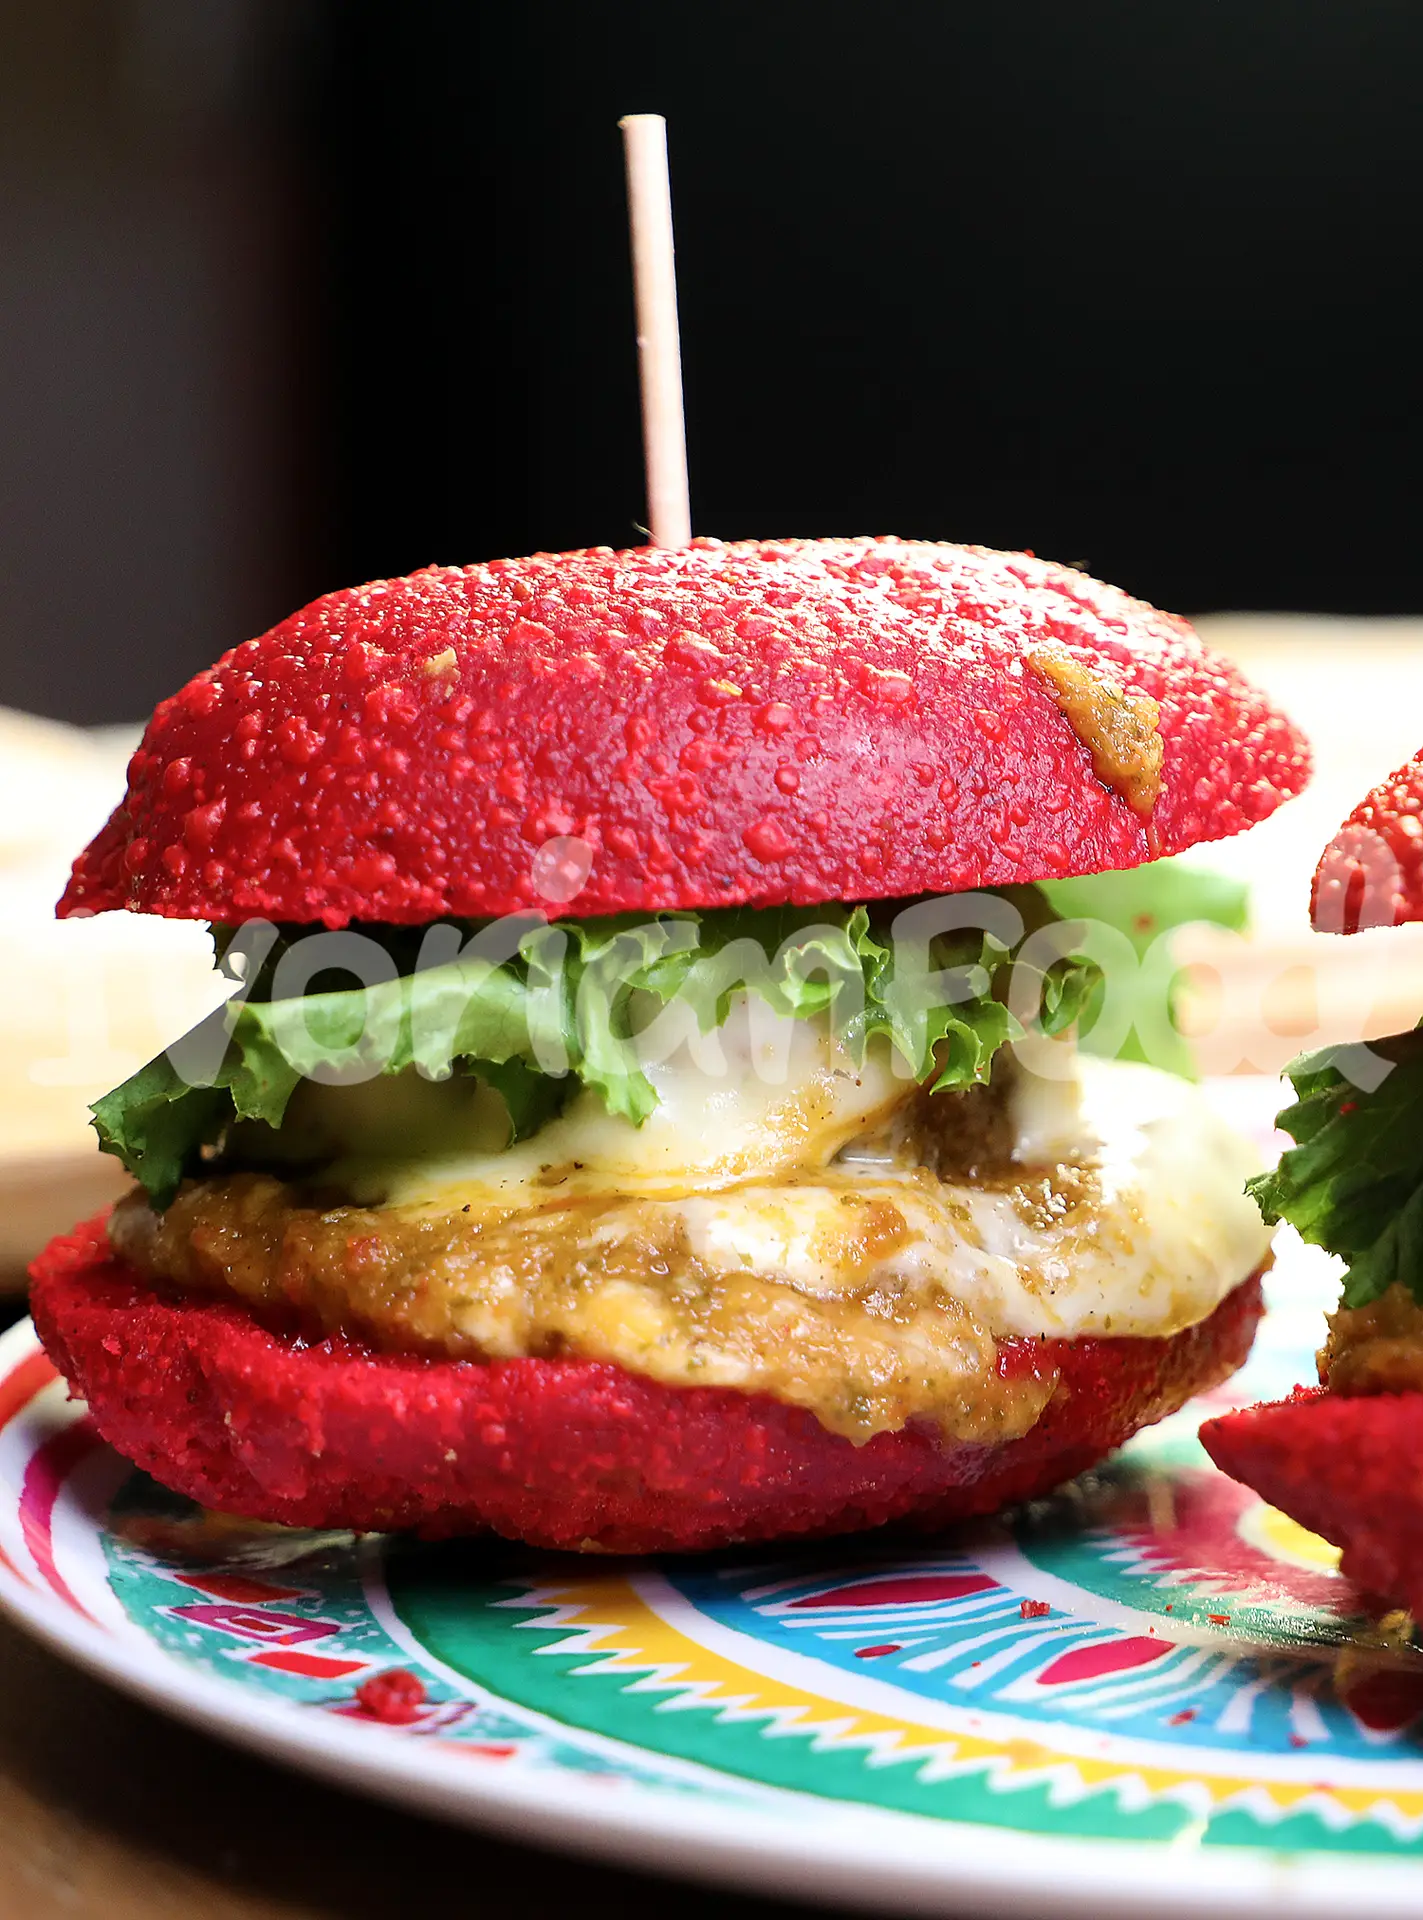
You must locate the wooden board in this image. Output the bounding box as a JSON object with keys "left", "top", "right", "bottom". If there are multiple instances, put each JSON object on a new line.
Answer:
{"left": 0, "top": 1608, "right": 833, "bottom": 1920}
{"left": 0, "top": 1151, "right": 129, "bottom": 1294}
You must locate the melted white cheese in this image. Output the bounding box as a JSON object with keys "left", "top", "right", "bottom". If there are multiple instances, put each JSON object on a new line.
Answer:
{"left": 341, "top": 1010, "right": 1269, "bottom": 1341}
{"left": 354, "top": 1003, "right": 910, "bottom": 1205}
{"left": 675, "top": 1059, "right": 1270, "bottom": 1339}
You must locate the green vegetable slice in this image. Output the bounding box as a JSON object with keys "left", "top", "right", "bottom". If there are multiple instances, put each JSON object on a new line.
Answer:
{"left": 1041, "top": 854, "right": 1248, "bottom": 1077}
{"left": 1248, "top": 1029, "right": 1423, "bottom": 1309}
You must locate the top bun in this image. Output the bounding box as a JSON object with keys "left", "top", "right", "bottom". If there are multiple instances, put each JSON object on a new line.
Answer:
{"left": 62, "top": 538, "right": 1310, "bottom": 928}
{"left": 1313, "top": 748, "right": 1423, "bottom": 934}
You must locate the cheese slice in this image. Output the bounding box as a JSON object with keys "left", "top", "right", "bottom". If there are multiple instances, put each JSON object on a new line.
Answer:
{"left": 336, "top": 1000, "right": 911, "bottom": 1206}
{"left": 323, "top": 1005, "right": 1268, "bottom": 1342}
{"left": 674, "top": 1058, "right": 1270, "bottom": 1340}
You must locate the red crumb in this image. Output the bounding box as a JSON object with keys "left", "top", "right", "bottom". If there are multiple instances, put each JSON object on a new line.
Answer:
{"left": 355, "top": 1668, "right": 427, "bottom": 1725}
{"left": 1020, "top": 1599, "right": 1052, "bottom": 1619}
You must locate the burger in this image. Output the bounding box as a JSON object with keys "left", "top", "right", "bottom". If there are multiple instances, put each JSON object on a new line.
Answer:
{"left": 1202, "top": 746, "right": 1423, "bottom": 1608}
{"left": 30, "top": 536, "right": 1308, "bottom": 1553}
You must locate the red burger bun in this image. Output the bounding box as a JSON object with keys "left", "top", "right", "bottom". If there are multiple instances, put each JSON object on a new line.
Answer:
{"left": 61, "top": 538, "right": 1309, "bottom": 929}
{"left": 1201, "top": 1389, "right": 1423, "bottom": 1611}
{"left": 1312, "top": 745, "right": 1423, "bottom": 934}
{"left": 32, "top": 1217, "right": 1265, "bottom": 1554}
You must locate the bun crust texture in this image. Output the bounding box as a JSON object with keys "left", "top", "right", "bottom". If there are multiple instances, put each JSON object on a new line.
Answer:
{"left": 1313, "top": 745, "right": 1423, "bottom": 934}
{"left": 62, "top": 538, "right": 1310, "bottom": 928}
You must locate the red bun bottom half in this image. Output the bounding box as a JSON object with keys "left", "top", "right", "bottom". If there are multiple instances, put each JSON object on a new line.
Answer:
{"left": 33, "top": 1218, "right": 1264, "bottom": 1555}
{"left": 1201, "top": 1390, "right": 1423, "bottom": 1613}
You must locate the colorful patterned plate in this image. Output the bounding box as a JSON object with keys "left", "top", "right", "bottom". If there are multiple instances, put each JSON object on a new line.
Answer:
{"left": 5, "top": 1129, "right": 1423, "bottom": 1912}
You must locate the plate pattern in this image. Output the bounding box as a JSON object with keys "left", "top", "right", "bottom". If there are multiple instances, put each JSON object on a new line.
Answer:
{"left": 6, "top": 1219, "right": 1423, "bottom": 1905}
{"left": 384, "top": 1425, "right": 1423, "bottom": 1852}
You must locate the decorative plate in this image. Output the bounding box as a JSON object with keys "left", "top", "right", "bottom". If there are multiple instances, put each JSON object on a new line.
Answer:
{"left": 4, "top": 1091, "right": 1423, "bottom": 1915}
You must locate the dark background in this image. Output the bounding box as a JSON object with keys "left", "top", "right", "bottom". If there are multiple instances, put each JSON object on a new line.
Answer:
{"left": 2, "top": 0, "right": 1421, "bottom": 725}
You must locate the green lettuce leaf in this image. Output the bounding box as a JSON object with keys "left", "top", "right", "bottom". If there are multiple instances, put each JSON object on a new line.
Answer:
{"left": 94, "top": 890, "right": 1103, "bottom": 1209}
{"left": 91, "top": 951, "right": 565, "bottom": 1208}
{"left": 1248, "top": 1029, "right": 1423, "bottom": 1308}
{"left": 1041, "top": 855, "right": 1249, "bottom": 1077}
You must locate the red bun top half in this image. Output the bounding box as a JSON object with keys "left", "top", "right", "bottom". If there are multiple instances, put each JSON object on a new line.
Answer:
{"left": 61, "top": 538, "right": 1311, "bottom": 927}
{"left": 1312, "top": 748, "right": 1423, "bottom": 935}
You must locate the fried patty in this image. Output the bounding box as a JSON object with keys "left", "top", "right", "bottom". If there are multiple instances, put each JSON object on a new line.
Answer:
{"left": 1320, "top": 1285, "right": 1423, "bottom": 1396}
{"left": 106, "top": 1067, "right": 1075, "bottom": 1446}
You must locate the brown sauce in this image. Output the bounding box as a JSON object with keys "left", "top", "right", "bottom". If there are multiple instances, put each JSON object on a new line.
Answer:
{"left": 1029, "top": 646, "right": 1164, "bottom": 819}
{"left": 109, "top": 1167, "right": 1059, "bottom": 1448}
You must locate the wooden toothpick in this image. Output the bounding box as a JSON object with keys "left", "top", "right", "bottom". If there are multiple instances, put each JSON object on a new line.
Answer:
{"left": 619, "top": 114, "right": 692, "bottom": 549}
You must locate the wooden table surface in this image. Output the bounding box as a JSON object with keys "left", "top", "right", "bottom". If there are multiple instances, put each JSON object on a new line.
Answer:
{"left": 0, "top": 1601, "right": 877, "bottom": 1920}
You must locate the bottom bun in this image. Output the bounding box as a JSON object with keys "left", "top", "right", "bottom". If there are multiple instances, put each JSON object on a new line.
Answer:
{"left": 33, "top": 1217, "right": 1264, "bottom": 1554}
{"left": 1202, "top": 1389, "right": 1423, "bottom": 1611}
